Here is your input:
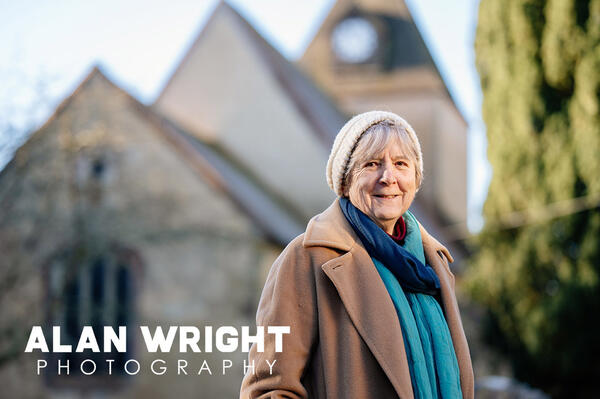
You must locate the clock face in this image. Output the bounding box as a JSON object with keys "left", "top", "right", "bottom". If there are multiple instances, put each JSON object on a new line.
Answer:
{"left": 331, "top": 17, "right": 379, "bottom": 64}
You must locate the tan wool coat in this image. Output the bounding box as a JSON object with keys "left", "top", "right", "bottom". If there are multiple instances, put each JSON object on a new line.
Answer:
{"left": 240, "top": 198, "right": 474, "bottom": 399}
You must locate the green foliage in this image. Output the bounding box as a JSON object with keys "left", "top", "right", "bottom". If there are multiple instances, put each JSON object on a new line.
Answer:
{"left": 470, "top": 0, "right": 600, "bottom": 396}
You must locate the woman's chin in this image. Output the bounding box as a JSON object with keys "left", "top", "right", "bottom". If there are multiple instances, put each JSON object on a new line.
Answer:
{"left": 373, "top": 210, "right": 403, "bottom": 226}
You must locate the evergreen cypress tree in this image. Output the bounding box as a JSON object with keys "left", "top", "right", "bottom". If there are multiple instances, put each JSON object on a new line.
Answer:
{"left": 470, "top": 1, "right": 600, "bottom": 396}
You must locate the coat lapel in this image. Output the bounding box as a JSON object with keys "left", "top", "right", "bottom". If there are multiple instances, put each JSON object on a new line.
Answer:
{"left": 321, "top": 249, "right": 415, "bottom": 399}
{"left": 304, "top": 199, "right": 414, "bottom": 398}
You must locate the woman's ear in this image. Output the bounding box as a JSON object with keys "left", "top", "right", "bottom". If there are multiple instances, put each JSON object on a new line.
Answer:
{"left": 342, "top": 174, "right": 351, "bottom": 197}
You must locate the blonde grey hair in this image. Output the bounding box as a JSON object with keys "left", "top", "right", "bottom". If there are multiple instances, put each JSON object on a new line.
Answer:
{"left": 342, "top": 120, "right": 423, "bottom": 196}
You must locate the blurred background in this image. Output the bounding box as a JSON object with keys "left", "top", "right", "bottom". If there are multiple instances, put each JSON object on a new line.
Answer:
{"left": 0, "top": 0, "right": 598, "bottom": 398}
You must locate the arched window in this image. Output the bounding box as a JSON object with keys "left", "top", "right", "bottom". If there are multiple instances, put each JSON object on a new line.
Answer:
{"left": 43, "top": 243, "right": 142, "bottom": 389}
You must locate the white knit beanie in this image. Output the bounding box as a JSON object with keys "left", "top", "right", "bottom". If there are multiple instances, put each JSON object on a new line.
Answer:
{"left": 326, "top": 110, "right": 423, "bottom": 197}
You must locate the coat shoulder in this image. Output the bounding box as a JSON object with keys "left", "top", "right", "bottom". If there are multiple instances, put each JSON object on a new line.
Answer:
{"left": 277, "top": 232, "right": 349, "bottom": 274}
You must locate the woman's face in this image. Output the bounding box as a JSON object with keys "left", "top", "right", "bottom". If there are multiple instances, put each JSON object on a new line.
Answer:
{"left": 346, "top": 139, "right": 417, "bottom": 235}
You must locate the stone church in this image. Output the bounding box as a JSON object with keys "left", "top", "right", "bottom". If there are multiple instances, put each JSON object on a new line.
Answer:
{"left": 0, "top": 1, "right": 470, "bottom": 398}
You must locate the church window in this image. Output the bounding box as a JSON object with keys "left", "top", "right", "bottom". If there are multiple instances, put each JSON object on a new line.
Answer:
{"left": 44, "top": 245, "right": 141, "bottom": 390}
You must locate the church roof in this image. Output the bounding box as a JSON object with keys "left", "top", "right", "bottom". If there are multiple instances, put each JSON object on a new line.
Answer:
{"left": 1, "top": 66, "right": 304, "bottom": 246}
{"left": 156, "top": 1, "right": 347, "bottom": 146}
{"left": 153, "top": 116, "right": 305, "bottom": 245}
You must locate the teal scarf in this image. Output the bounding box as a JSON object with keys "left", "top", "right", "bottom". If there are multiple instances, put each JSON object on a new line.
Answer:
{"left": 338, "top": 199, "right": 462, "bottom": 397}
{"left": 373, "top": 210, "right": 462, "bottom": 398}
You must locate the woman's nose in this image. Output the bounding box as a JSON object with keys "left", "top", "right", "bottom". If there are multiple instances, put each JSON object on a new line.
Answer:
{"left": 379, "top": 163, "right": 395, "bottom": 184}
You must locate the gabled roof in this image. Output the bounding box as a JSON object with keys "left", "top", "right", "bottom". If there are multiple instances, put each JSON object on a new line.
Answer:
{"left": 153, "top": 1, "right": 341, "bottom": 221}
{"left": 156, "top": 1, "right": 347, "bottom": 146}
{"left": 2, "top": 66, "right": 304, "bottom": 246}
{"left": 153, "top": 117, "right": 305, "bottom": 245}
{"left": 224, "top": 3, "right": 347, "bottom": 146}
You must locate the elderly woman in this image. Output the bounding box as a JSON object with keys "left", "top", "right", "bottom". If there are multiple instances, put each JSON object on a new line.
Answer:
{"left": 240, "top": 111, "right": 473, "bottom": 398}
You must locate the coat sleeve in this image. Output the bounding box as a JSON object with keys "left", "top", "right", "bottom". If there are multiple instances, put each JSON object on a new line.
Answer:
{"left": 240, "top": 235, "right": 318, "bottom": 399}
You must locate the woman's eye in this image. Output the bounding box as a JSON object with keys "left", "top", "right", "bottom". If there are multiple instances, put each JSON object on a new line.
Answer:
{"left": 395, "top": 161, "right": 407, "bottom": 167}
{"left": 365, "top": 161, "right": 377, "bottom": 167}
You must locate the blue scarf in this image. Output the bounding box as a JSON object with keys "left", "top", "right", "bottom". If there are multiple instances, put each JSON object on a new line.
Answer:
{"left": 339, "top": 197, "right": 440, "bottom": 295}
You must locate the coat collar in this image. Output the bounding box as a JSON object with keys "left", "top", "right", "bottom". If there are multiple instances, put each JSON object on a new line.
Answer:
{"left": 303, "top": 198, "right": 415, "bottom": 398}
{"left": 303, "top": 197, "right": 357, "bottom": 252}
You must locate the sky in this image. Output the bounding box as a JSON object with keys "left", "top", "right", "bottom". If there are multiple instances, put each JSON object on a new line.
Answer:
{"left": 0, "top": 0, "right": 489, "bottom": 231}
